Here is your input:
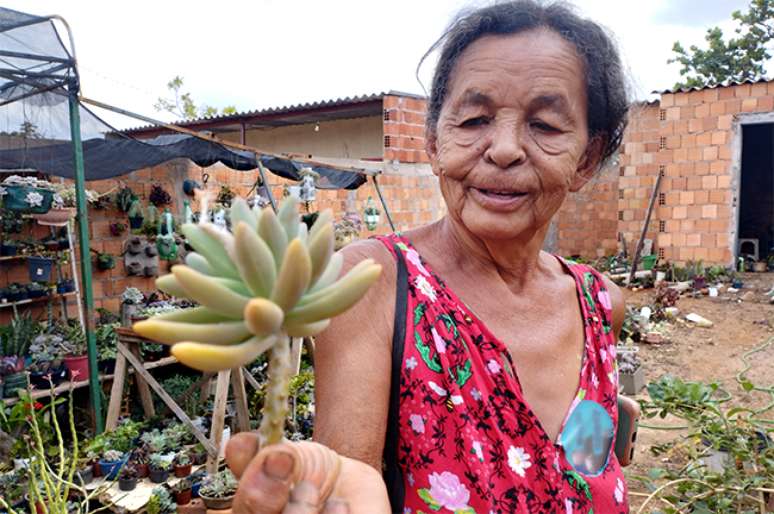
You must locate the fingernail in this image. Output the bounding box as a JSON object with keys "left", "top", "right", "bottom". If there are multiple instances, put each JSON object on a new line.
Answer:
{"left": 263, "top": 450, "right": 294, "bottom": 480}
{"left": 324, "top": 499, "right": 350, "bottom": 514}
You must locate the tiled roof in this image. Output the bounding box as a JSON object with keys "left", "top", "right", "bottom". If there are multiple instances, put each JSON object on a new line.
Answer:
{"left": 653, "top": 77, "right": 772, "bottom": 95}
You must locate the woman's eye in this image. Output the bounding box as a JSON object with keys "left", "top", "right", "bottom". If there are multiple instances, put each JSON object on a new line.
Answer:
{"left": 459, "top": 116, "right": 489, "bottom": 128}
{"left": 530, "top": 121, "right": 560, "bottom": 133}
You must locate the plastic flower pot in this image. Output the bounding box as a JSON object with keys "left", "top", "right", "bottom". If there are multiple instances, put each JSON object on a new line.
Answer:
{"left": 2, "top": 185, "right": 54, "bottom": 213}
{"left": 175, "top": 488, "right": 193, "bottom": 505}
{"left": 134, "top": 462, "right": 149, "bottom": 479}
{"left": 57, "top": 238, "right": 69, "bottom": 250}
{"left": 28, "top": 256, "right": 53, "bottom": 282}
{"left": 0, "top": 243, "right": 18, "bottom": 256}
{"left": 128, "top": 216, "right": 144, "bottom": 230}
{"left": 64, "top": 354, "right": 89, "bottom": 380}
{"left": 640, "top": 254, "right": 657, "bottom": 271}
{"left": 200, "top": 494, "right": 235, "bottom": 510}
{"left": 191, "top": 481, "right": 201, "bottom": 498}
{"left": 43, "top": 240, "right": 60, "bottom": 251}
{"left": 92, "top": 460, "right": 103, "bottom": 478}
{"left": 76, "top": 466, "right": 93, "bottom": 485}
{"left": 149, "top": 467, "right": 169, "bottom": 484}
{"left": 26, "top": 286, "right": 49, "bottom": 299}
{"left": 99, "top": 358, "right": 116, "bottom": 375}
{"left": 98, "top": 457, "right": 126, "bottom": 480}
{"left": 174, "top": 463, "right": 192, "bottom": 478}
{"left": 6, "top": 289, "right": 25, "bottom": 302}
{"left": 118, "top": 477, "right": 137, "bottom": 491}
{"left": 56, "top": 279, "right": 75, "bottom": 294}
{"left": 32, "top": 207, "right": 75, "bottom": 225}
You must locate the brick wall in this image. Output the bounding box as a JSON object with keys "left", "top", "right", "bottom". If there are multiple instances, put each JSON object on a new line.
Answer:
{"left": 383, "top": 94, "right": 430, "bottom": 164}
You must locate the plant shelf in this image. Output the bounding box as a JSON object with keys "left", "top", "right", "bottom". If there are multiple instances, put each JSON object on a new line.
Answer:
{"left": 0, "top": 291, "right": 78, "bottom": 309}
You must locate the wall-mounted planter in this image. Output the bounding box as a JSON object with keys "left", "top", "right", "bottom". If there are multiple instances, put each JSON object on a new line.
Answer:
{"left": 28, "top": 257, "right": 53, "bottom": 282}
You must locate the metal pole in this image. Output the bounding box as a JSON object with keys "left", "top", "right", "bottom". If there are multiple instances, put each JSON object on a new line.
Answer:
{"left": 627, "top": 173, "right": 663, "bottom": 286}
{"left": 371, "top": 175, "right": 396, "bottom": 232}
{"left": 256, "top": 159, "right": 278, "bottom": 212}
{"left": 68, "top": 80, "right": 103, "bottom": 432}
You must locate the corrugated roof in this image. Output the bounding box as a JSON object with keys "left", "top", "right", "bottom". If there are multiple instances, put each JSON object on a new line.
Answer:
{"left": 654, "top": 77, "right": 772, "bottom": 95}
{"left": 124, "top": 90, "right": 426, "bottom": 134}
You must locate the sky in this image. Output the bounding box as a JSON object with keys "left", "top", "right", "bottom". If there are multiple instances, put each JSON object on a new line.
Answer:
{"left": 3, "top": 0, "right": 752, "bottom": 127}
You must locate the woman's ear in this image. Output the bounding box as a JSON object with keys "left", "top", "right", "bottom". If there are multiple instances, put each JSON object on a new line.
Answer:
{"left": 425, "top": 129, "right": 441, "bottom": 177}
{"left": 570, "top": 136, "right": 604, "bottom": 192}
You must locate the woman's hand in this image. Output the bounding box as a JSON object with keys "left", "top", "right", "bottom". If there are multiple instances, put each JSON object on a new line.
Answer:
{"left": 226, "top": 433, "right": 391, "bottom": 514}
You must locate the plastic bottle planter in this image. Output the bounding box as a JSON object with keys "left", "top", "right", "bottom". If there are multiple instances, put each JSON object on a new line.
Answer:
{"left": 128, "top": 216, "right": 144, "bottom": 230}
{"left": 0, "top": 241, "right": 18, "bottom": 256}
{"left": 2, "top": 185, "right": 54, "bottom": 214}
{"left": 28, "top": 256, "right": 53, "bottom": 282}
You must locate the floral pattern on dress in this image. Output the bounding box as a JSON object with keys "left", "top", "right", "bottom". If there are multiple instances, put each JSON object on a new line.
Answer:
{"left": 378, "top": 234, "right": 629, "bottom": 514}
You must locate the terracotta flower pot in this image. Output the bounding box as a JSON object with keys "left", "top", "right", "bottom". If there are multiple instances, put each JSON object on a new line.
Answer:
{"left": 200, "top": 494, "right": 235, "bottom": 510}
{"left": 175, "top": 488, "right": 192, "bottom": 505}
{"left": 174, "top": 464, "right": 192, "bottom": 478}
{"left": 64, "top": 354, "right": 89, "bottom": 380}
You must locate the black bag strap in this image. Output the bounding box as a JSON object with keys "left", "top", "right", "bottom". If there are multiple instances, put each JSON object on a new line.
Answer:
{"left": 383, "top": 244, "right": 408, "bottom": 513}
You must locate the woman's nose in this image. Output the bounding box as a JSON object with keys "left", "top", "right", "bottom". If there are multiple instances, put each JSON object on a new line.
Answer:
{"left": 484, "top": 121, "right": 526, "bottom": 169}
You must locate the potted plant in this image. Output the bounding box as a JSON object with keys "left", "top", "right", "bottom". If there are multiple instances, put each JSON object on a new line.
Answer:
{"left": 98, "top": 449, "right": 126, "bottom": 480}
{"left": 127, "top": 199, "right": 145, "bottom": 230}
{"left": 173, "top": 451, "right": 192, "bottom": 478}
{"left": 216, "top": 185, "right": 235, "bottom": 207}
{"left": 149, "top": 453, "right": 171, "bottom": 484}
{"left": 1, "top": 175, "right": 55, "bottom": 213}
{"left": 56, "top": 278, "right": 75, "bottom": 294}
{"left": 121, "top": 287, "right": 145, "bottom": 326}
{"left": 28, "top": 333, "right": 66, "bottom": 387}
{"left": 6, "top": 283, "right": 27, "bottom": 302}
{"left": 129, "top": 446, "right": 150, "bottom": 478}
{"left": 147, "top": 486, "right": 175, "bottom": 514}
{"left": 96, "top": 322, "right": 119, "bottom": 374}
{"left": 1, "top": 239, "right": 18, "bottom": 256}
{"left": 116, "top": 186, "right": 136, "bottom": 213}
{"left": 42, "top": 238, "right": 60, "bottom": 252}
{"left": 190, "top": 442, "right": 207, "bottom": 465}
{"left": 109, "top": 222, "right": 127, "bottom": 237}
{"left": 617, "top": 344, "right": 644, "bottom": 395}
{"left": 75, "top": 460, "right": 94, "bottom": 486}
{"left": 172, "top": 478, "right": 193, "bottom": 505}
{"left": 118, "top": 465, "right": 139, "bottom": 491}
{"left": 149, "top": 184, "right": 171, "bottom": 207}
{"left": 27, "top": 255, "right": 54, "bottom": 282}
{"left": 26, "top": 282, "right": 49, "bottom": 299}
{"left": 61, "top": 322, "right": 89, "bottom": 380}
{"left": 95, "top": 252, "right": 116, "bottom": 271}
{"left": 199, "top": 469, "right": 238, "bottom": 510}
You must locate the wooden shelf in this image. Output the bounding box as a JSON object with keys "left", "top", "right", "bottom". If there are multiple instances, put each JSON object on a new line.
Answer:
{"left": 0, "top": 291, "right": 77, "bottom": 309}
{"left": 2, "top": 355, "right": 178, "bottom": 405}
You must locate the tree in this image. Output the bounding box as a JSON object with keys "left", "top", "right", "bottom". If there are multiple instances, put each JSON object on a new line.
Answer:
{"left": 668, "top": 0, "right": 774, "bottom": 89}
{"left": 154, "top": 76, "right": 237, "bottom": 120}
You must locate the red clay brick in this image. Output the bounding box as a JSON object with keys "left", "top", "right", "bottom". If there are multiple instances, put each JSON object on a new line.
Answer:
{"left": 742, "top": 98, "right": 758, "bottom": 112}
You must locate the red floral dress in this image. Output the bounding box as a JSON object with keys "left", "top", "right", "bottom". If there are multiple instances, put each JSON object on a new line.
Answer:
{"left": 377, "top": 234, "right": 628, "bottom": 514}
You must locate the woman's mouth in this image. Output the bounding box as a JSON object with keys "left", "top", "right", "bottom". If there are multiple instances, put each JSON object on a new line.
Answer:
{"left": 469, "top": 187, "right": 528, "bottom": 211}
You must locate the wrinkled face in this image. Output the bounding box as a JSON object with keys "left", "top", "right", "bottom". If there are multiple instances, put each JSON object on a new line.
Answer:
{"left": 428, "top": 28, "right": 599, "bottom": 242}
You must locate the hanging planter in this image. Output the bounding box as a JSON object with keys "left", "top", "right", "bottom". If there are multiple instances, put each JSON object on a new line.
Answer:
{"left": 31, "top": 207, "right": 75, "bottom": 226}
{"left": 109, "top": 222, "right": 127, "bottom": 237}
{"left": 95, "top": 252, "right": 116, "bottom": 271}
{"left": 56, "top": 278, "right": 75, "bottom": 294}
{"left": 1, "top": 185, "right": 54, "bottom": 214}
{"left": 149, "top": 184, "right": 172, "bottom": 207}
{"left": 1, "top": 240, "right": 18, "bottom": 256}
{"left": 28, "top": 256, "right": 53, "bottom": 282}
{"left": 363, "top": 196, "right": 381, "bottom": 231}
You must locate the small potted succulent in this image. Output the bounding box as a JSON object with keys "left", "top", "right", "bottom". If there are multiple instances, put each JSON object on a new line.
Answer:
{"left": 617, "top": 344, "right": 644, "bottom": 395}
{"left": 95, "top": 252, "right": 116, "bottom": 271}
{"left": 147, "top": 486, "right": 175, "bottom": 514}
{"left": 199, "top": 469, "right": 238, "bottom": 510}
{"left": 62, "top": 323, "right": 89, "bottom": 380}
{"left": 56, "top": 278, "right": 75, "bottom": 294}
{"left": 149, "top": 184, "right": 171, "bottom": 207}
{"left": 127, "top": 199, "right": 145, "bottom": 230}
{"left": 118, "top": 465, "right": 139, "bottom": 491}
{"left": 75, "top": 458, "right": 94, "bottom": 486}
{"left": 25, "top": 282, "right": 49, "bottom": 299}
{"left": 0, "top": 238, "right": 18, "bottom": 256}
{"left": 98, "top": 449, "right": 126, "bottom": 480}
{"left": 172, "top": 478, "right": 193, "bottom": 505}
{"left": 28, "top": 333, "right": 66, "bottom": 387}
{"left": 129, "top": 445, "right": 150, "bottom": 478}
{"left": 173, "top": 451, "right": 192, "bottom": 478}
{"left": 109, "top": 221, "right": 127, "bottom": 237}
{"left": 149, "top": 453, "right": 171, "bottom": 484}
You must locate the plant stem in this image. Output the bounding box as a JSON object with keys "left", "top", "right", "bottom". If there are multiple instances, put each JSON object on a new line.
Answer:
{"left": 258, "top": 334, "right": 291, "bottom": 446}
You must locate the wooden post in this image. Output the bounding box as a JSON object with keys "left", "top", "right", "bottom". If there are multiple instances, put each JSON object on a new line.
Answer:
{"left": 104, "top": 349, "right": 128, "bottom": 431}
{"left": 628, "top": 173, "right": 663, "bottom": 285}
{"left": 117, "top": 344, "right": 216, "bottom": 454}
{"left": 128, "top": 342, "right": 155, "bottom": 419}
{"left": 230, "top": 368, "right": 251, "bottom": 433}
{"left": 207, "top": 370, "right": 232, "bottom": 473}
{"left": 290, "top": 337, "right": 303, "bottom": 375}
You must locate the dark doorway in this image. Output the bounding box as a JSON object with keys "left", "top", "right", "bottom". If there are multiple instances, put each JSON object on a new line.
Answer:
{"left": 738, "top": 123, "right": 774, "bottom": 261}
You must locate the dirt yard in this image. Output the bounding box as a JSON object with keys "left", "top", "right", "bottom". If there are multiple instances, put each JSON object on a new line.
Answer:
{"left": 622, "top": 272, "right": 774, "bottom": 511}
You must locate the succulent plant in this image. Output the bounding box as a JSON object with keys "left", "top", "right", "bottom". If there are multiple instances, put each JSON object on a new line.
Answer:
{"left": 133, "top": 197, "right": 381, "bottom": 445}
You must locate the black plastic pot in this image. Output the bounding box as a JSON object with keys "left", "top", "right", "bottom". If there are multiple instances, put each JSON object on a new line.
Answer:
{"left": 1, "top": 243, "right": 18, "bottom": 256}
{"left": 7, "top": 290, "right": 26, "bottom": 302}
{"left": 58, "top": 239, "right": 69, "bottom": 250}
{"left": 76, "top": 466, "right": 93, "bottom": 485}
{"left": 26, "top": 287, "right": 48, "bottom": 299}
{"left": 149, "top": 467, "right": 169, "bottom": 484}
{"left": 99, "top": 358, "right": 116, "bottom": 374}
{"left": 118, "top": 477, "right": 137, "bottom": 491}
{"left": 56, "top": 279, "right": 75, "bottom": 294}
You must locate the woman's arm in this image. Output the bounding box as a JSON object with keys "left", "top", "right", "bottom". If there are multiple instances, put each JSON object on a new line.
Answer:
{"left": 601, "top": 275, "right": 626, "bottom": 341}
{"left": 312, "top": 239, "right": 397, "bottom": 470}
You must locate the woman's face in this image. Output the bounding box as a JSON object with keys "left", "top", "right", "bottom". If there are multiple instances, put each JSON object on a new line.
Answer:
{"left": 428, "top": 28, "right": 600, "bottom": 242}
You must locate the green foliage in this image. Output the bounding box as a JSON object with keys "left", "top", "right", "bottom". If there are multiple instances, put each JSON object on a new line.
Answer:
{"left": 156, "top": 374, "right": 199, "bottom": 417}
{"left": 95, "top": 322, "right": 119, "bottom": 362}
{"left": 1, "top": 312, "right": 40, "bottom": 357}
{"left": 669, "top": 0, "right": 774, "bottom": 89}
{"left": 635, "top": 372, "right": 774, "bottom": 512}
{"left": 154, "top": 76, "right": 237, "bottom": 121}
{"left": 83, "top": 419, "right": 143, "bottom": 458}
{"left": 199, "top": 469, "right": 237, "bottom": 498}
{"left": 147, "top": 486, "right": 175, "bottom": 514}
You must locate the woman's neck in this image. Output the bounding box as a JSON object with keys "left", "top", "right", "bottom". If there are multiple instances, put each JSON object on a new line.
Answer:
{"left": 426, "top": 215, "right": 554, "bottom": 293}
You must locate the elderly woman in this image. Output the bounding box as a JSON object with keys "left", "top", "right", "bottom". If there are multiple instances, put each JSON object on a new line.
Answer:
{"left": 226, "top": 1, "right": 630, "bottom": 512}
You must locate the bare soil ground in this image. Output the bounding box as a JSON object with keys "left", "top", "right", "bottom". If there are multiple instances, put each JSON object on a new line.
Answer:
{"left": 622, "top": 272, "right": 774, "bottom": 511}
